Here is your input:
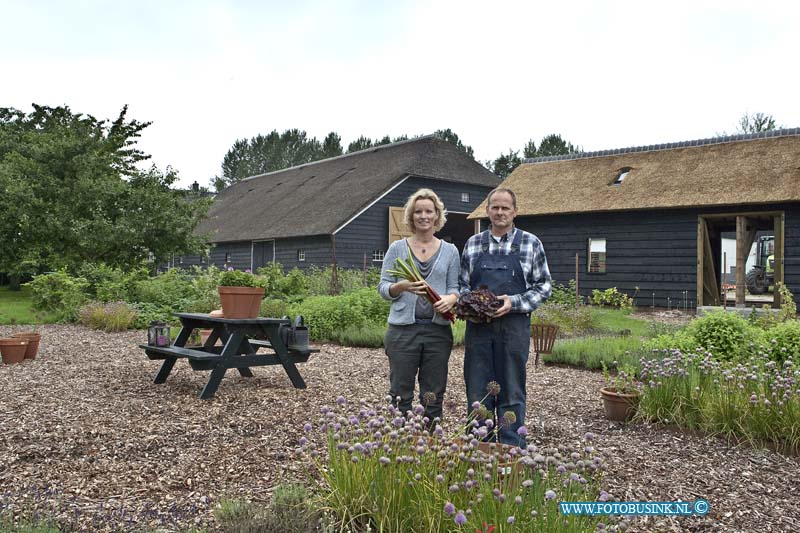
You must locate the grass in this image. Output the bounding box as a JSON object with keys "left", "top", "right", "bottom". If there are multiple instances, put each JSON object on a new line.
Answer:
{"left": 544, "top": 336, "right": 647, "bottom": 370}
{"left": 589, "top": 307, "right": 651, "bottom": 337}
{"left": 0, "top": 286, "right": 58, "bottom": 325}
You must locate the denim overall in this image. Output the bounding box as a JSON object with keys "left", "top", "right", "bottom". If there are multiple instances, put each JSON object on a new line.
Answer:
{"left": 464, "top": 229, "right": 531, "bottom": 446}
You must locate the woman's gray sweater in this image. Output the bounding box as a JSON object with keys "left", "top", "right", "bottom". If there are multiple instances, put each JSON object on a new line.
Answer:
{"left": 378, "top": 238, "right": 460, "bottom": 326}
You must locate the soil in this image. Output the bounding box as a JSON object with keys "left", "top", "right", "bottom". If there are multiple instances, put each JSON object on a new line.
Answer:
{"left": 1, "top": 323, "right": 798, "bottom": 532}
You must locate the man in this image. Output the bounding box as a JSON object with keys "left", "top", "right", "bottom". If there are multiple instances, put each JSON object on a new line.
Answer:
{"left": 459, "top": 187, "right": 552, "bottom": 446}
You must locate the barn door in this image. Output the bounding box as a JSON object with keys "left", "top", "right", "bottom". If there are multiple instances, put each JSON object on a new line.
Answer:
{"left": 388, "top": 207, "right": 413, "bottom": 246}
{"left": 698, "top": 218, "right": 720, "bottom": 306}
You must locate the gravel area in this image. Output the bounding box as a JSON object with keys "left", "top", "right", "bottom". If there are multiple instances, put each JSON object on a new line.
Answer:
{"left": 1, "top": 324, "right": 798, "bottom": 532}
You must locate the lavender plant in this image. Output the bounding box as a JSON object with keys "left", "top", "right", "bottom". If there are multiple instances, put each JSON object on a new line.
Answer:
{"left": 297, "top": 395, "right": 614, "bottom": 532}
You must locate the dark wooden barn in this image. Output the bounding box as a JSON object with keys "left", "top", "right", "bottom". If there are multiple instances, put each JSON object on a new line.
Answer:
{"left": 469, "top": 129, "right": 800, "bottom": 309}
{"left": 185, "top": 136, "right": 499, "bottom": 272}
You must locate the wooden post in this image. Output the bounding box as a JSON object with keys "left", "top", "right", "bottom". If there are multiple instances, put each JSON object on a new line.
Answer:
{"left": 575, "top": 253, "right": 579, "bottom": 308}
{"left": 722, "top": 252, "right": 727, "bottom": 310}
{"left": 363, "top": 253, "right": 368, "bottom": 286}
{"left": 735, "top": 216, "right": 747, "bottom": 307}
{"left": 697, "top": 217, "right": 704, "bottom": 307}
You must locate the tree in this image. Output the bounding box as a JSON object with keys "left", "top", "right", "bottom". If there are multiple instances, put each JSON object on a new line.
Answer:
{"left": 434, "top": 129, "right": 474, "bottom": 158}
{"left": 737, "top": 112, "right": 778, "bottom": 133}
{"left": 522, "top": 139, "right": 538, "bottom": 159}
{"left": 491, "top": 149, "right": 522, "bottom": 180}
{"left": 321, "top": 132, "right": 343, "bottom": 159}
{"left": 536, "top": 134, "right": 578, "bottom": 157}
{"left": 0, "top": 104, "right": 210, "bottom": 287}
{"left": 346, "top": 136, "right": 374, "bottom": 153}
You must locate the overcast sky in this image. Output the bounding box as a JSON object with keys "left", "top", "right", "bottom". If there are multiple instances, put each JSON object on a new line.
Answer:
{"left": 3, "top": 0, "right": 799, "bottom": 188}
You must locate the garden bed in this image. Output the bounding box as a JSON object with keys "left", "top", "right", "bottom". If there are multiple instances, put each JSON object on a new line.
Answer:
{"left": 1, "top": 324, "right": 798, "bottom": 532}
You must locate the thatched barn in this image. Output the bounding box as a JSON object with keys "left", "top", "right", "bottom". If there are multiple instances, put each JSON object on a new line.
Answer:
{"left": 185, "top": 136, "right": 499, "bottom": 272}
{"left": 469, "top": 129, "right": 800, "bottom": 308}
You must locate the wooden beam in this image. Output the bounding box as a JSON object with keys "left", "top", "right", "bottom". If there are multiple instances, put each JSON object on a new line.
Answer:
{"left": 736, "top": 216, "right": 747, "bottom": 306}
{"left": 697, "top": 217, "right": 704, "bottom": 307}
{"left": 774, "top": 213, "right": 784, "bottom": 309}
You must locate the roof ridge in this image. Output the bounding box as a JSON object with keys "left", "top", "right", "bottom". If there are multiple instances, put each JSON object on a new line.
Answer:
{"left": 240, "top": 134, "right": 436, "bottom": 182}
{"left": 522, "top": 127, "right": 800, "bottom": 165}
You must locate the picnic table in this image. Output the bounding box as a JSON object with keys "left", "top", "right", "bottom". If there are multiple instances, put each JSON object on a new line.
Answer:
{"left": 139, "top": 312, "right": 318, "bottom": 399}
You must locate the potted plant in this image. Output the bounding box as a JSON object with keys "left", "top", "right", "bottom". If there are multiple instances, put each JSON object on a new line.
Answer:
{"left": 218, "top": 269, "right": 266, "bottom": 319}
{"left": 600, "top": 361, "right": 640, "bottom": 421}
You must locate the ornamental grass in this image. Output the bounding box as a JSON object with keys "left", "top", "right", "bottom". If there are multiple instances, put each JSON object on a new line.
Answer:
{"left": 297, "top": 395, "right": 613, "bottom": 532}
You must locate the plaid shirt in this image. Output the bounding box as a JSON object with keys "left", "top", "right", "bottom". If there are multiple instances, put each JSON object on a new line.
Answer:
{"left": 459, "top": 227, "right": 552, "bottom": 313}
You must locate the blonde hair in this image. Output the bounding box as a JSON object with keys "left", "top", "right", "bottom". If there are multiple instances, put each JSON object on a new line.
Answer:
{"left": 403, "top": 188, "right": 447, "bottom": 233}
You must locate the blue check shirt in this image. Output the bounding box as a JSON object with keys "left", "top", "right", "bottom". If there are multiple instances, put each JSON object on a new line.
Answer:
{"left": 459, "top": 227, "right": 552, "bottom": 313}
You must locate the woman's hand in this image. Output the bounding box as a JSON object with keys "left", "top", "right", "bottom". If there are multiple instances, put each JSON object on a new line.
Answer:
{"left": 433, "top": 293, "right": 458, "bottom": 314}
{"left": 390, "top": 279, "right": 428, "bottom": 297}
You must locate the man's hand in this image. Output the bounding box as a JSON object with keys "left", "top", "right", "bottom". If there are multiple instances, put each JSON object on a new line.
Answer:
{"left": 493, "top": 294, "right": 513, "bottom": 317}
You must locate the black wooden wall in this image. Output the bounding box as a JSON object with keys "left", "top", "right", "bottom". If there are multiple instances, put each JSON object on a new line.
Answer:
{"left": 515, "top": 203, "right": 800, "bottom": 308}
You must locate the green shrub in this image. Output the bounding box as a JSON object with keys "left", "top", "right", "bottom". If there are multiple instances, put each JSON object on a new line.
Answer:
{"left": 452, "top": 319, "right": 465, "bottom": 346}
{"left": 760, "top": 320, "right": 800, "bottom": 363}
{"left": 133, "top": 268, "right": 196, "bottom": 309}
{"left": 590, "top": 287, "right": 633, "bottom": 310}
{"left": 292, "top": 288, "right": 389, "bottom": 341}
{"left": 257, "top": 262, "right": 285, "bottom": 296}
{"left": 75, "top": 263, "right": 148, "bottom": 302}
{"left": 304, "top": 265, "right": 376, "bottom": 296}
{"left": 78, "top": 301, "right": 137, "bottom": 332}
{"left": 686, "top": 311, "right": 759, "bottom": 361}
{"left": 332, "top": 324, "right": 386, "bottom": 347}
{"left": 549, "top": 279, "right": 580, "bottom": 307}
{"left": 531, "top": 302, "right": 595, "bottom": 337}
{"left": 130, "top": 302, "right": 177, "bottom": 329}
{"left": 278, "top": 268, "right": 308, "bottom": 299}
{"left": 26, "top": 270, "right": 88, "bottom": 322}
{"left": 546, "top": 337, "right": 645, "bottom": 370}
{"left": 645, "top": 329, "right": 698, "bottom": 354}
{"left": 260, "top": 298, "right": 291, "bottom": 319}
{"left": 185, "top": 265, "right": 222, "bottom": 313}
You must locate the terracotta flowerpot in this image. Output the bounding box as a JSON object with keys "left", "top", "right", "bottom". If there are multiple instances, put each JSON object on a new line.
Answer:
{"left": 600, "top": 387, "right": 639, "bottom": 421}
{"left": 218, "top": 286, "right": 265, "bottom": 319}
{"left": 0, "top": 338, "right": 29, "bottom": 364}
{"left": 12, "top": 332, "right": 41, "bottom": 359}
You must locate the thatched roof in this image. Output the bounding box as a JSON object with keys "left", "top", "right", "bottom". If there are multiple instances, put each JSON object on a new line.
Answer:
{"left": 469, "top": 129, "right": 800, "bottom": 219}
{"left": 198, "top": 136, "right": 499, "bottom": 242}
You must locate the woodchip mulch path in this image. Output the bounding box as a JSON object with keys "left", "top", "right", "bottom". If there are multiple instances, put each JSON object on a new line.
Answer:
{"left": 1, "top": 324, "right": 798, "bottom": 532}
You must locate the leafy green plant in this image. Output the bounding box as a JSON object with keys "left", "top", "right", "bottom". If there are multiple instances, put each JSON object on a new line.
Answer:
{"left": 291, "top": 288, "right": 389, "bottom": 340}
{"left": 546, "top": 337, "right": 645, "bottom": 370}
{"left": 78, "top": 301, "right": 137, "bottom": 332}
{"left": 590, "top": 287, "right": 633, "bottom": 310}
{"left": 214, "top": 484, "right": 320, "bottom": 533}
{"left": 777, "top": 282, "right": 797, "bottom": 321}
{"left": 218, "top": 269, "right": 264, "bottom": 288}
{"left": 759, "top": 320, "right": 800, "bottom": 363}
{"left": 601, "top": 361, "right": 640, "bottom": 394}
{"left": 685, "top": 310, "right": 759, "bottom": 361}
{"left": 133, "top": 268, "right": 196, "bottom": 308}
{"left": 130, "top": 302, "right": 177, "bottom": 329}
{"left": 278, "top": 268, "right": 308, "bottom": 299}
{"left": 531, "top": 302, "right": 595, "bottom": 337}
{"left": 260, "top": 298, "right": 291, "bottom": 319}
{"left": 548, "top": 279, "right": 580, "bottom": 307}
{"left": 331, "top": 323, "right": 386, "bottom": 348}
{"left": 26, "top": 270, "right": 89, "bottom": 322}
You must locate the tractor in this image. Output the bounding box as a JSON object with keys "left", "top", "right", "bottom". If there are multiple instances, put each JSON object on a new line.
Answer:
{"left": 745, "top": 235, "right": 775, "bottom": 294}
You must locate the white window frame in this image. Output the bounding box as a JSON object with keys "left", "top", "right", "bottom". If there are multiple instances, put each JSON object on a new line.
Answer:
{"left": 297, "top": 249, "right": 306, "bottom": 262}
{"left": 372, "top": 250, "right": 385, "bottom": 262}
{"left": 461, "top": 192, "right": 470, "bottom": 202}
{"left": 588, "top": 238, "right": 607, "bottom": 274}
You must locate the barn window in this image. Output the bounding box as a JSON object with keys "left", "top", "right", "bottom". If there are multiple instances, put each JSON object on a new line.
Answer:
{"left": 588, "top": 238, "right": 607, "bottom": 273}
{"left": 179, "top": 256, "right": 183, "bottom": 264}
{"left": 224, "top": 252, "right": 231, "bottom": 263}
{"left": 297, "top": 250, "right": 306, "bottom": 262}
{"left": 611, "top": 167, "right": 632, "bottom": 186}
{"left": 372, "top": 250, "right": 385, "bottom": 262}
{"left": 461, "top": 192, "right": 470, "bottom": 202}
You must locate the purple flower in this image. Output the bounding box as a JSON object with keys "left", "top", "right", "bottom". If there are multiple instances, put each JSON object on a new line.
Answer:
{"left": 545, "top": 490, "right": 556, "bottom": 500}
{"left": 517, "top": 425, "right": 528, "bottom": 436}
{"left": 298, "top": 437, "right": 308, "bottom": 446}
{"left": 454, "top": 512, "right": 467, "bottom": 525}
{"left": 303, "top": 423, "right": 313, "bottom": 432}
{"left": 598, "top": 490, "right": 609, "bottom": 502}
{"left": 584, "top": 432, "right": 595, "bottom": 441}
{"left": 507, "top": 516, "right": 515, "bottom": 524}
{"left": 336, "top": 396, "right": 346, "bottom": 406}
{"left": 444, "top": 502, "right": 456, "bottom": 516}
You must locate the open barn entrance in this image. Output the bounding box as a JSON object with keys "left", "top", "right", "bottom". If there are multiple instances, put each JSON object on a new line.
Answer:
{"left": 435, "top": 212, "right": 475, "bottom": 254}
{"left": 697, "top": 212, "right": 784, "bottom": 308}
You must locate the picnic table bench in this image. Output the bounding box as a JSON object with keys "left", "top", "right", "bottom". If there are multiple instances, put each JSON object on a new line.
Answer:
{"left": 139, "top": 312, "right": 319, "bottom": 399}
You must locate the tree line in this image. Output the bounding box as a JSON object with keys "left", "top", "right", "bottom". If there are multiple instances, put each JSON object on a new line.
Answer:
{"left": 214, "top": 129, "right": 581, "bottom": 190}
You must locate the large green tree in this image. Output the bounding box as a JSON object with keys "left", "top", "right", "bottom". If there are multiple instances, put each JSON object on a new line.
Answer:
{"left": 0, "top": 104, "right": 209, "bottom": 288}
{"left": 489, "top": 133, "right": 580, "bottom": 179}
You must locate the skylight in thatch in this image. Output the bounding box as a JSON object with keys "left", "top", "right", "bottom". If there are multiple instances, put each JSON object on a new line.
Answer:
{"left": 611, "top": 167, "right": 632, "bottom": 186}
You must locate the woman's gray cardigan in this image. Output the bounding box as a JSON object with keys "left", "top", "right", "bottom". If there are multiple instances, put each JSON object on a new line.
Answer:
{"left": 378, "top": 238, "right": 460, "bottom": 326}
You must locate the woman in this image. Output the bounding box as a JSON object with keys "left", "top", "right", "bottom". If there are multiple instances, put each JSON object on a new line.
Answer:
{"left": 378, "top": 188, "right": 460, "bottom": 425}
